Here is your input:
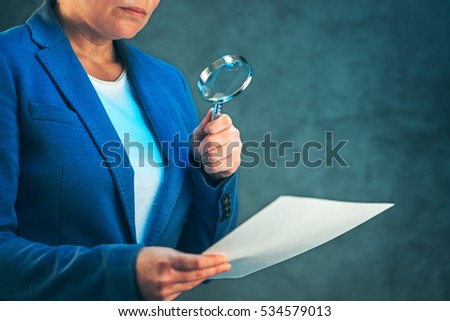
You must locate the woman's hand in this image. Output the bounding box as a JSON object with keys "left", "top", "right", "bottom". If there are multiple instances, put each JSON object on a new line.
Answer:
{"left": 135, "top": 247, "right": 231, "bottom": 301}
{"left": 191, "top": 109, "right": 242, "bottom": 181}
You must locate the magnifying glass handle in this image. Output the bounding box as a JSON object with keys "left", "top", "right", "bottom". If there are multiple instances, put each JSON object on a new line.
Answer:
{"left": 211, "top": 103, "right": 222, "bottom": 121}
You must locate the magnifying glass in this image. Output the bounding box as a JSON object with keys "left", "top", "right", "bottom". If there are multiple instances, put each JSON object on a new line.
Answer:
{"left": 198, "top": 55, "right": 252, "bottom": 121}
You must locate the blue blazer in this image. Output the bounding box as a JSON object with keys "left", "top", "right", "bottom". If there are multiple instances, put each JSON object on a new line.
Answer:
{"left": 0, "top": 1, "right": 238, "bottom": 300}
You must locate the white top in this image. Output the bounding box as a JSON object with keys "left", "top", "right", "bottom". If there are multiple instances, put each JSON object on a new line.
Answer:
{"left": 89, "top": 71, "right": 164, "bottom": 243}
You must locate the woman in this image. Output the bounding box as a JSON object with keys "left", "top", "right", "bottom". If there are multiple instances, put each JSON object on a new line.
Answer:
{"left": 0, "top": 0, "right": 241, "bottom": 300}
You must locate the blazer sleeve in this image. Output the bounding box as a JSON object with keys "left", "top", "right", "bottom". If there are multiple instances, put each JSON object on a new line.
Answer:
{"left": 173, "top": 69, "right": 239, "bottom": 254}
{"left": 0, "top": 53, "right": 144, "bottom": 300}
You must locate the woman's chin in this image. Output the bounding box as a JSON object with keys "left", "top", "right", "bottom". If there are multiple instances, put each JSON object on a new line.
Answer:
{"left": 110, "top": 24, "right": 146, "bottom": 40}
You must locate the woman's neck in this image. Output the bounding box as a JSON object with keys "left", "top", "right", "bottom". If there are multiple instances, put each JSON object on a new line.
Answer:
{"left": 54, "top": 2, "right": 124, "bottom": 81}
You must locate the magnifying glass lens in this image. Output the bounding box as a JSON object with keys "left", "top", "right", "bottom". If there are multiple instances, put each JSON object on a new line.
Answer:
{"left": 198, "top": 55, "right": 252, "bottom": 120}
{"left": 202, "top": 62, "right": 251, "bottom": 102}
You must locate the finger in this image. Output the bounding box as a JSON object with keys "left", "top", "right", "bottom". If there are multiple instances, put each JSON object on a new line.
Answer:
{"left": 202, "top": 140, "right": 242, "bottom": 165}
{"left": 199, "top": 129, "right": 239, "bottom": 157}
{"left": 158, "top": 260, "right": 231, "bottom": 300}
{"left": 161, "top": 279, "right": 205, "bottom": 299}
{"left": 164, "top": 292, "right": 183, "bottom": 301}
{"left": 175, "top": 262, "right": 232, "bottom": 283}
{"left": 203, "top": 148, "right": 241, "bottom": 176}
{"left": 171, "top": 253, "right": 228, "bottom": 271}
{"left": 204, "top": 114, "right": 233, "bottom": 135}
{"left": 193, "top": 108, "right": 213, "bottom": 138}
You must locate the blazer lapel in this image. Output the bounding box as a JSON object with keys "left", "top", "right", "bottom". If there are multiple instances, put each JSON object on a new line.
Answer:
{"left": 36, "top": 41, "right": 137, "bottom": 242}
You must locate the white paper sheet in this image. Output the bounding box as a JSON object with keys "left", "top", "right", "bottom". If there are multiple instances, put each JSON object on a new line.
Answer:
{"left": 204, "top": 195, "right": 394, "bottom": 279}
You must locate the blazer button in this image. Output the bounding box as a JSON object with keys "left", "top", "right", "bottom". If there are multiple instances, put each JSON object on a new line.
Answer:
{"left": 221, "top": 194, "right": 230, "bottom": 206}
{"left": 221, "top": 207, "right": 231, "bottom": 222}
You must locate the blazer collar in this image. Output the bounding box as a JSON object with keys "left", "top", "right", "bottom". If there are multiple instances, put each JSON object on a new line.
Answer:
{"left": 26, "top": 0, "right": 67, "bottom": 48}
